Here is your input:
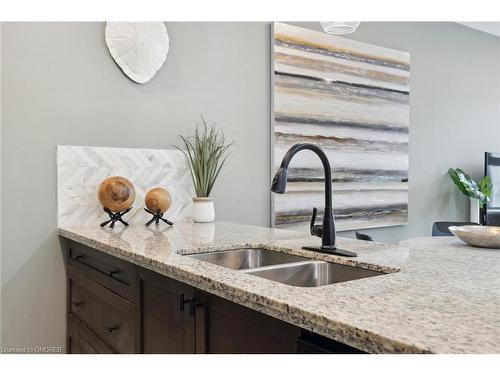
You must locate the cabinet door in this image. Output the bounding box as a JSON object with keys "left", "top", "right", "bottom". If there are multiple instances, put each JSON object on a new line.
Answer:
{"left": 196, "top": 290, "right": 300, "bottom": 354}
{"left": 139, "top": 268, "right": 196, "bottom": 353}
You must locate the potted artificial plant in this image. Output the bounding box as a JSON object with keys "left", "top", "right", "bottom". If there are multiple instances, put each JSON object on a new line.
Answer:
{"left": 448, "top": 168, "right": 492, "bottom": 223}
{"left": 176, "top": 117, "right": 234, "bottom": 223}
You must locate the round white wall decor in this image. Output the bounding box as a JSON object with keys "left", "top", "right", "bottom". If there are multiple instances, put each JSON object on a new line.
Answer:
{"left": 105, "top": 22, "right": 169, "bottom": 84}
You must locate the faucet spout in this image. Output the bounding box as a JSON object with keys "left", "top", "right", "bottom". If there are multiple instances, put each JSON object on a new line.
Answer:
{"left": 271, "top": 167, "right": 288, "bottom": 194}
{"left": 271, "top": 143, "right": 356, "bottom": 257}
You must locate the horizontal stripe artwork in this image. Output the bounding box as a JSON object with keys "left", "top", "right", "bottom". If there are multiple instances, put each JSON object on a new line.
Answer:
{"left": 274, "top": 38, "right": 410, "bottom": 72}
{"left": 273, "top": 25, "right": 410, "bottom": 71}
{"left": 275, "top": 132, "right": 408, "bottom": 154}
{"left": 274, "top": 44, "right": 410, "bottom": 82}
{"left": 285, "top": 168, "right": 408, "bottom": 183}
{"left": 277, "top": 210, "right": 408, "bottom": 232}
{"left": 274, "top": 53, "right": 409, "bottom": 93}
{"left": 285, "top": 181, "right": 409, "bottom": 192}
{"left": 275, "top": 115, "right": 409, "bottom": 134}
{"left": 275, "top": 88, "right": 409, "bottom": 130}
{"left": 275, "top": 121, "right": 408, "bottom": 143}
{"left": 275, "top": 73, "right": 409, "bottom": 106}
{"left": 271, "top": 23, "right": 410, "bottom": 232}
{"left": 274, "top": 189, "right": 408, "bottom": 215}
{"left": 274, "top": 146, "right": 408, "bottom": 173}
{"left": 276, "top": 206, "right": 408, "bottom": 225}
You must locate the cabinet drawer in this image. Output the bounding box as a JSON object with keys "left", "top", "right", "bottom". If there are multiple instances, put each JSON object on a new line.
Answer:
{"left": 67, "top": 240, "right": 136, "bottom": 302}
{"left": 68, "top": 314, "right": 115, "bottom": 354}
{"left": 68, "top": 267, "right": 136, "bottom": 353}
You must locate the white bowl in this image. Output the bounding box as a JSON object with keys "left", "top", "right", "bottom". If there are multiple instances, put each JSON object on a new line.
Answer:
{"left": 449, "top": 225, "right": 500, "bottom": 249}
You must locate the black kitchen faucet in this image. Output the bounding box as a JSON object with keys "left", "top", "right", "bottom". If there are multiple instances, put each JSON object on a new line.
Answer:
{"left": 271, "top": 143, "right": 357, "bottom": 257}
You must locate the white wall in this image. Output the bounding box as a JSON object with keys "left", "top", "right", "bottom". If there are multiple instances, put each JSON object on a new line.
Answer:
{"left": 1, "top": 22, "right": 500, "bottom": 350}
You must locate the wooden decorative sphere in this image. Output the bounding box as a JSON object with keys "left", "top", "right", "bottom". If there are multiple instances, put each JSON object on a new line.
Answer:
{"left": 98, "top": 176, "right": 135, "bottom": 212}
{"left": 145, "top": 187, "right": 172, "bottom": 213}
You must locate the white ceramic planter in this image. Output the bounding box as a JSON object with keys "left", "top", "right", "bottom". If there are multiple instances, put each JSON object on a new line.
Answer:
{"left": 192, "top": 197, "right": 215, "bottom": 223}
{"left": 470, "top": 198, "right": 480, "bottom": 223}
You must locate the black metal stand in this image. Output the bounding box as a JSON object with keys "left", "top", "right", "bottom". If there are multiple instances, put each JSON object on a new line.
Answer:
{"left": 302, "top": 246, "right": 357, "bottom": 257}
{"left": 144, "top": 208, "right": 173, "bottom": 227}
{"left": 100, "top": 207, "right": 133, "bottom": 229}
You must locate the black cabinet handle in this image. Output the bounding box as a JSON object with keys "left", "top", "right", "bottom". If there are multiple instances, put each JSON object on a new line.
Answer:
{"left": 179, "top": 293, "right": 198, "bottom": 316}
{"left": 179, "top": 293, "right": 190, "bottom": 311}
{"left": 72, "top": 301, "right": 84, "bottom": 307}
{"left": 105, "top": 325, "right": 119, "bottom": 333}
{"left": 107, "top": 269, "right": 120, "bottom": 277}
{"left": 72, "top": 254, "right": 84, "bottom": 261}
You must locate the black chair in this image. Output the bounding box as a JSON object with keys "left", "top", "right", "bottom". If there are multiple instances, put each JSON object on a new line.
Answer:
{"left": 431, "top": 221, "right": 480, "bottom": 237}
{"left": 355, "top": 231, "right": 374, "bottom": 241}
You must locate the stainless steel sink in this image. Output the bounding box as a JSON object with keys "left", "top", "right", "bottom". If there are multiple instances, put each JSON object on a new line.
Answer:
{"left": 243, "top": 261, "right": 384, "bottom": 287}
{"left": 185, "top": 248, "right": 385, "bottom": 287}
{"left": 186, "top": 248, "right": 309, "bottom": 270}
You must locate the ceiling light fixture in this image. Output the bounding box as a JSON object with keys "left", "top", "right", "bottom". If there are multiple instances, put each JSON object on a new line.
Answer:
{"left": 320, "top": 22, "right": 361, "bottom": 35}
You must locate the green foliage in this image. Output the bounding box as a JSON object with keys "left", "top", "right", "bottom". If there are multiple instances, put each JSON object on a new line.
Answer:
{"left": 448, "top": 168, "right": 492, "bottom": 207}
{"left": 478, "top": 175, "right": 493, "bottom": 200}
{"left": 175, "top": 116, "right": 234, "bottom": 198}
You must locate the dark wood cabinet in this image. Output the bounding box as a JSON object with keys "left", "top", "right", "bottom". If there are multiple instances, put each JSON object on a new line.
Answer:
{"left": 67, "top": 315, "right": 115, "bottom": 354}
{"left": 62, "top": 239, "right": 364, "bottom": 354}
{"left": 297, "top": 331, "right": 364, "bottom": 354}
{"left": 196, "top": 290, "right": 300, "bottom": 353}
{"left": 138, "top": 268, "right": 197, "bottom": 353}
{"left": 68, "top": 267, "right": 136, "bottom": 353}
{"left": 67, "top": 240, "right": 137, "bottom": 302}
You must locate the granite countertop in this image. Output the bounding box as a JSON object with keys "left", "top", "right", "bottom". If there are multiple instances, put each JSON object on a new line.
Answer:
{"left": 58, "top": 221, "right": 500, "bottom": 354}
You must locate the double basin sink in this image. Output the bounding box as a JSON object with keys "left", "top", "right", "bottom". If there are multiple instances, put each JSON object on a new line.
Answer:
{"left": 185, "top": 248, "right": 384, "bottom": 287}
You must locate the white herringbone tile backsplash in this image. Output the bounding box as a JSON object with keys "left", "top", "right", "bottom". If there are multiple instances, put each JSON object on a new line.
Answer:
{"left": 57, "top": 145, "right": 194, "bottom": 227}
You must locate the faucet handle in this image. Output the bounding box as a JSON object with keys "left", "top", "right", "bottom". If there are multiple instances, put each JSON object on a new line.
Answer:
{"left": 309, "top": 207, "right": 317, "bottom": 232}
{"left": 309, "top": 207, "right": 323, "bottom": 238}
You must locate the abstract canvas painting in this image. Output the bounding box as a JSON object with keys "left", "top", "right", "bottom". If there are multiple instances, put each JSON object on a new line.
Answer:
{"left": 271, "top": 23, "right": 410, "bottom": 232}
